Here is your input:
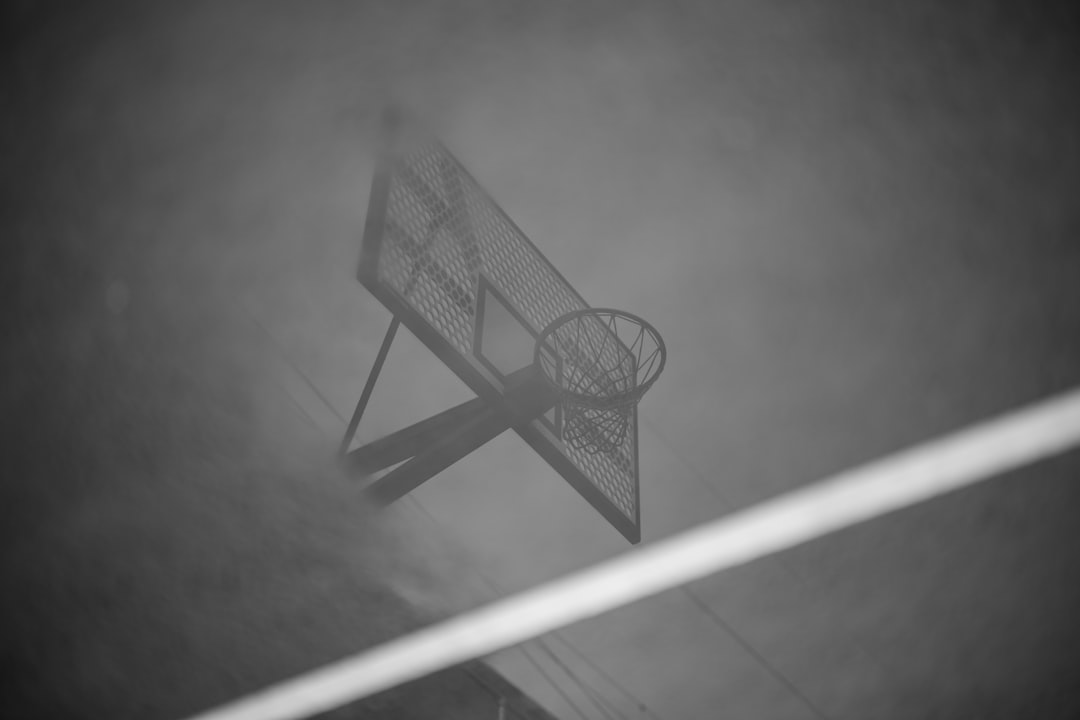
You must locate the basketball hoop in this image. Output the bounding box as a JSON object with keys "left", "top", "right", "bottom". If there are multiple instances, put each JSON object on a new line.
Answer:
{"left": 352, "top": 111, "right": 655, "bottom": 541}
{"left": 535, "top": 309, "right": 666, "bottom": 454}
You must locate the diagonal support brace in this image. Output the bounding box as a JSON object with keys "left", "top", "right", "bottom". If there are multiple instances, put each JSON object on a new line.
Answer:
{"left": 339, "top": 317, "right": 400, "bottom": 457}
{"left": 345, "top": 395, "right": 489, "bottom": 475}
{"left": 363, "top": 368, "right": 558, "bottom": 506}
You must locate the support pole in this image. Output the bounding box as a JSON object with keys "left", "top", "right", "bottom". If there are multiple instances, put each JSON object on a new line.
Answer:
{"left": 346, "top": 395, "right": 490, "bottom": 476}
{"left": 339, "top": 317, "right": 400, "bottom": 457}
{"left": 364, "top": 369, "right": 557, "bottom": 505}
{"left": 363, "top": 402, "right": 515, "bottom": 505}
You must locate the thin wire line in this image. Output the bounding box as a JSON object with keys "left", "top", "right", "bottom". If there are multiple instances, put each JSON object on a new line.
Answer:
{"left": 533, "top": 641, "right": 626, "bottom": 720}
{"left": 642, "top": 417, "right": 892, "bottom": 680}
{"left": 681, "top": 587, "right": 828, "bottom": 720}
{"left": 641, "top": 416, "right": 838, "bottom": 718}
{"left": 462, "top": 667, "right": 530, "bottom": 720}
{"left": 238, "top": 299, "right": 348, "bottom": 425}
{"left": 519, "top": 644, "right": 592, "bottom": 720}
{"left": 548, "top": 635, "right": 664, "bottom": 720}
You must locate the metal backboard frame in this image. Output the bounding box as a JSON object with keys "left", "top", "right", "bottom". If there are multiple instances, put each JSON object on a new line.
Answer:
{"left": 357, "top": 121, "right": 640, "bottom": 543}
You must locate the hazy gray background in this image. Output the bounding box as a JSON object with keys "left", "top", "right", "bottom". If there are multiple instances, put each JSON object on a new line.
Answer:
{"left": 4, "top": 1, "right": 1080, "bottom": 718}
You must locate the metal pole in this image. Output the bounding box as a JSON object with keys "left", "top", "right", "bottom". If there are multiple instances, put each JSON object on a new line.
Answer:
{"left": 345, "top": 395, "right": 489, "bottom": 475}
{"left": 339, "top": 317, "right": 400, "bottom": 456}
{"left": 363, "top": 370, "right": 557, "bottom": 505}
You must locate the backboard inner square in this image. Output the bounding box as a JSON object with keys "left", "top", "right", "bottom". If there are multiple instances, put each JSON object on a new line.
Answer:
{"left": 475, "top": 278, "right": 559, "bottom": 432}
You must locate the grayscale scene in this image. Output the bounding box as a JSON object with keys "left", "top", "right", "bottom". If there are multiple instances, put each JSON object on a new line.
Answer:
{"left": 5, "top": 2, "right": 1079, "bottom": 719}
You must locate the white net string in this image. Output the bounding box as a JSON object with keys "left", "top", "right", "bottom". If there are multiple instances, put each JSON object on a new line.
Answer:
{"left": 537, "top": 310, "right": 666, "bottom": 454}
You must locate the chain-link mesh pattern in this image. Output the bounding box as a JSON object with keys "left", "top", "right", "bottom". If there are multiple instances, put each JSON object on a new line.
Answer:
{"left": 376, "top": 141, "right": 637, "bottom": 520}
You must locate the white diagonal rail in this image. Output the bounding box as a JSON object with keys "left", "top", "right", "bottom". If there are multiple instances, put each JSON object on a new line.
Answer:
{"left": 185, "top": 387, "right": 1080, "bottom": 720}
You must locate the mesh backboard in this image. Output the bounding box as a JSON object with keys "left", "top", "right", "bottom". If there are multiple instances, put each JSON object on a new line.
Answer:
{"left": 358, "top": 128, "right": 640, "bottom": 543}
